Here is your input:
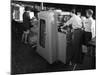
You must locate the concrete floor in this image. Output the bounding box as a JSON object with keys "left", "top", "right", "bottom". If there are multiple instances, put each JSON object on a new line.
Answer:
{"left": 11, "top": 26, "right": 95, "bottom": 75}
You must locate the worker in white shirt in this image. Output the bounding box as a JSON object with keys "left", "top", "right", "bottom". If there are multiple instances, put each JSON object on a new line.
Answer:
{"left": 61, "top": 9, "right": 84, "bottom": 67}
{"left": 83, "top": 9, "right": 95, "bottom": 45}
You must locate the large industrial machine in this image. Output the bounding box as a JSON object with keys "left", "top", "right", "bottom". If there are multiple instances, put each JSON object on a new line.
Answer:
{"left": 37, "top": 10, "right": 71, "bottom": 64}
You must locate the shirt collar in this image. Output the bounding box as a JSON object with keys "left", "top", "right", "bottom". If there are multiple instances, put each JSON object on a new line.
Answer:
{"left": 88, "top": 17, "right": 93, "bottom": 20}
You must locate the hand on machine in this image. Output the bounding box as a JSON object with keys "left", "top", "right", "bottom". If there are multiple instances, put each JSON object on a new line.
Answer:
{"left": 60, "top": 24, "right": 72, "bottom": 34}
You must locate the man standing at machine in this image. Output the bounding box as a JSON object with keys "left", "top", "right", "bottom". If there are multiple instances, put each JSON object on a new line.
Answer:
{"left": 83, "top": 9, "right": 95, "bottom": 45}
{"left": 61, "top": 8, "right": 84, "bottom": 69}
{"left": 83, "top": 9, "right": 96, "bottom": 57}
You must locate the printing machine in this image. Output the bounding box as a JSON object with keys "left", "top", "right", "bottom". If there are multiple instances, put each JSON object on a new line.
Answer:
{"left": 37, "top": 10, "right": 71, "bottom": 64}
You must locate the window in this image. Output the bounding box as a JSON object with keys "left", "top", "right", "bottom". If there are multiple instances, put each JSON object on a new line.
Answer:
{"left": 39, "top": 19, "right": 46, "bottom": 48}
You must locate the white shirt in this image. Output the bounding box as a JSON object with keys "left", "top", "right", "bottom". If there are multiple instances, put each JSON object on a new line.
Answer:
{"left": 81, "top": 16, "right": 86, "bottom": 25}
{"left": 91, "top": 19, "right": 96, "bottom": 38}
{"left": 84, "top": 17, "right": 92, "bottom": 32}
{"left": 83, "top": 17, "right": 96, "bottom": 38}
{"left": 64, "top": 14, "right": 82, "bottom": 29}
{"left": 29, "top": 11, "right": 34, "bottom": 19}
{"left": 19, "top": 6, "right": 24, "bottom": 22}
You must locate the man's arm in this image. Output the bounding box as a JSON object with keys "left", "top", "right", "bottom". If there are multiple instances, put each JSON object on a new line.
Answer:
{"left": 61, "top": 17, "right": 73, "bottom": 29}
{"left": 60, "top": 18, "right": 73, "bottom": 33}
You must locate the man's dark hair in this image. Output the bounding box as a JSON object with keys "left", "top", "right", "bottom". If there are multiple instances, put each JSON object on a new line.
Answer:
{"left": 25, "top": 7, "right": 30, "bottom": 11}
{"left": 71, "top": 9, "right": 76, "bottom": 14}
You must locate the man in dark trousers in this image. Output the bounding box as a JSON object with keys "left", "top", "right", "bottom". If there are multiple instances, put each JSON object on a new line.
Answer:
{"left": 62, "top": 9, "right": 84, "bottom": 70}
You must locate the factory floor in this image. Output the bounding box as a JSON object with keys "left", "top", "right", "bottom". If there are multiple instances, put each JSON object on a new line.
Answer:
{"left": 11, "top": 28, "right": 95, "bottom": 75}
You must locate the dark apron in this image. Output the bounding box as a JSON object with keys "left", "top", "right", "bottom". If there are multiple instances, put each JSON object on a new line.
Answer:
{"left": 71, "top": 29, "right": 84, "bottom": 64}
